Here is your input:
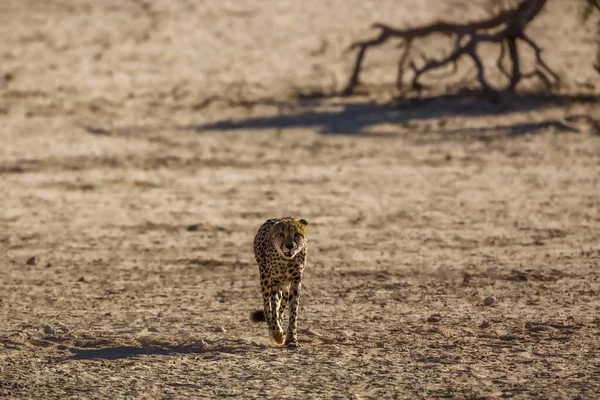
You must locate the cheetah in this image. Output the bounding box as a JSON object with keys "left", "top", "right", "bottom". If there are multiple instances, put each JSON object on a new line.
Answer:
{"left": 251, "top": 217, "right": 308, "bottom": 348}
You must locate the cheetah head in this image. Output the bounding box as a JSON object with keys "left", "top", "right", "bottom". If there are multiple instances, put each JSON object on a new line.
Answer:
{"left": 271, "top": 217, "right": 308, "bottom": 260}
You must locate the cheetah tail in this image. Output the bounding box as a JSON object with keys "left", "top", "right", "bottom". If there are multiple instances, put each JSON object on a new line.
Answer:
{"left": 250, "top": 310, "right": 265, "bottom": 322}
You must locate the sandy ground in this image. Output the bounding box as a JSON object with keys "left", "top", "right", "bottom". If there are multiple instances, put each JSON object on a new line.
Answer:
{"left": 1, "top": 0, "right": 600, "bottom": 399}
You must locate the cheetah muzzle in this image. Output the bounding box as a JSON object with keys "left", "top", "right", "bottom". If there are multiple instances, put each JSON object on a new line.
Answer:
{"left": 251, "top": 217, "right": 308, "bottom": 348}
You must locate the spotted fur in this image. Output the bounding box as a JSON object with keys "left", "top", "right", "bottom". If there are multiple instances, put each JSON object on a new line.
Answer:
{"left": 252, "top": 217, "right": 308, "bottom": 348}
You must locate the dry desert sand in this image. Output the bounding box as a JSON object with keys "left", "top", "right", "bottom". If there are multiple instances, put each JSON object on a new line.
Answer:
{"left": 1, "top": 0, "right": 600, "bottom": 399}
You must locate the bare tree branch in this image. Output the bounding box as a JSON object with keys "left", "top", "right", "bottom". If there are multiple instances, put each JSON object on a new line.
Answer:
{"left": 517, "top": 33, "right": 561, "bottom": 88}
{"left": 342, "top": 0, "right": 557, "bottom": 96}
{"left": 395, "top": 39, "right": 412, "bottom": 91}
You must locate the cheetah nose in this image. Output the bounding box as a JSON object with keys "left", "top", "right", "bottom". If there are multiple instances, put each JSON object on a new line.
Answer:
{"left": 285, "top": 243, "right": 294, "bottom": 250}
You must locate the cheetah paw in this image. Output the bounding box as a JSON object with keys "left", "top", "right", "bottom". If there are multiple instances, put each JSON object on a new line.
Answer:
{"left": 272, "top": 329, "right": 285, "bottom": 345}
{"left": 285, "top": 340, "right": 303, "bottom": 348}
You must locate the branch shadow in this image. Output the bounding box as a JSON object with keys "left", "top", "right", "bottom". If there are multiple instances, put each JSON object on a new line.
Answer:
{"left": 193, "top": 91, "right": 598, "bottom": 137}
{"left": 417, "top": 119, "right": 584, "bottom": 143}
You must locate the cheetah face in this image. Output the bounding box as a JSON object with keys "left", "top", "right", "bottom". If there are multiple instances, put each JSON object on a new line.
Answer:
{"left": 271, "top": 218, "right": 308, "bottom": 260}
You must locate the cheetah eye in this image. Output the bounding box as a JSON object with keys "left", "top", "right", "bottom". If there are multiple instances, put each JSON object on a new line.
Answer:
{"left": 294, "top": 233, "right": 303, "bottom": 239}
{"left": 277, "top": 232, "right": 285, "bottom": 238}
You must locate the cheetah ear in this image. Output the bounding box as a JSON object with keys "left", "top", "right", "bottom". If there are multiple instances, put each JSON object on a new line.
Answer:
{"left": 299, "top": 219, "right": 308, "bottom": 226}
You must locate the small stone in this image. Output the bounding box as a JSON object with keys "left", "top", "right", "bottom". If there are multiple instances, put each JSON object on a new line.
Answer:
{"left": 376, "top": 342, "right": 385, "bottom": 349}
{"left": 514, "top": 271, "right": 528, "bottom": 281}
{"left": 214, "top": 326, "right": 227, "bottom": 333}
{"left": 480, "top": 320, "right": 490, "bottom": 329}
{"left": 427, "top": 314, "right": 442, "bottom": 323}
{"left": 147, "top": 327, "right": 159, "bottom": 333}
{"left": 462, "top": 273, "right": 471, "bottom": 286}
{"left": 483, "top": 296, "right": 496, "bottom": 306}
{"left": 26, "top": 256, "right": 37, "bottom": 266}
{"left": 157, "top": 311, "right": 163, "bottom": 318}
{"left": 302, "top": 329, "right": 322, "bottom": 337}
{"left": 85, "top": 127, "right": 110, "bottom": 136}
{"left": 77, "top": 276, "right": 86, "bottom": 282}
{"left": 186, "top": 224, "right": 199, "bottom": 232}
{"left": 43, "top": 325, "right": 55, "bottom": 335}
{"left": 194, "top": 339, "right": 208, "bottom": 348}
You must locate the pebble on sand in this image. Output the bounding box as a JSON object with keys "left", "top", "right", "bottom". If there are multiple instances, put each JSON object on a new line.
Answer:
{"left": 43, "top": 325, "right": 55, "bottom": 335}
{"left": 427, "top": 314, "right": 442, "bottom": 323}
{"left": 26, "top": 256, "right": 37, "bottom": 266}
{"left": 214, "top": 326, "right": 227, "bottom": 333}
{"left": 483, "top": 296, "right": 496, "bottom": 306}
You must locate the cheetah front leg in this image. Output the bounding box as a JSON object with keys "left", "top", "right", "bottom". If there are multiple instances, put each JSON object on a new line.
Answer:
{"left": 270, "top": 283, "right": 284, "bottom": 344}
{"left": 278, "top": 285, "right": 289, "bottom": 328}
{"left": 285, "top": 279, "right": 302, "bottom": 348}
{"left": 261, "top": 276, "right": 273, "bottom": 330}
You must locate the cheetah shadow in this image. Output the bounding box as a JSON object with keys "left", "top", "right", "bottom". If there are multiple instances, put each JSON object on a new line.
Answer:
{"left": 69, "top": 338, "right": 267, "bottom": 361}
